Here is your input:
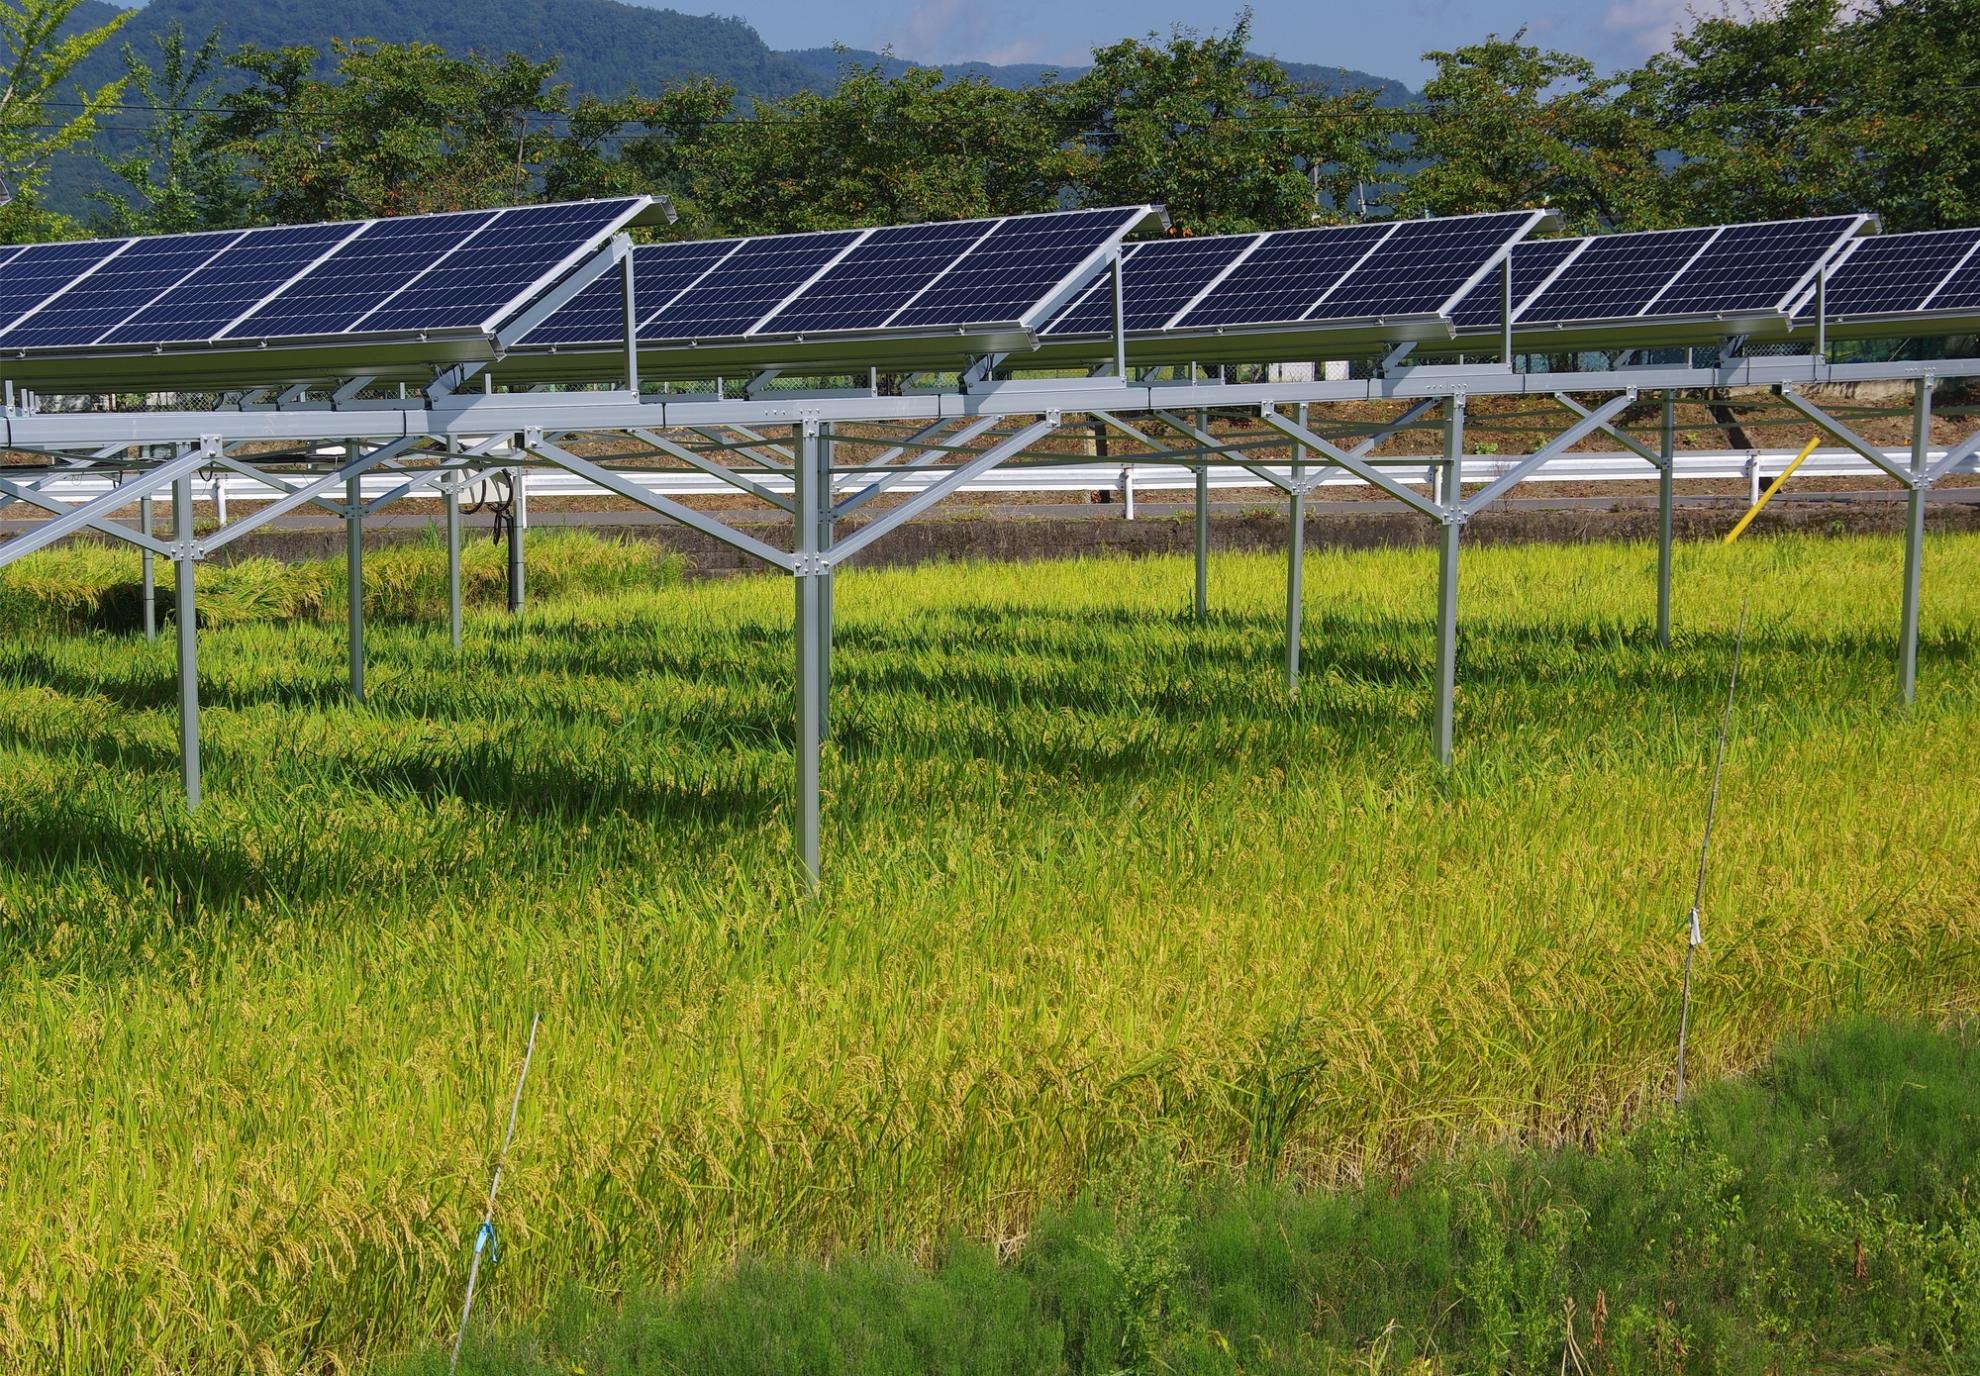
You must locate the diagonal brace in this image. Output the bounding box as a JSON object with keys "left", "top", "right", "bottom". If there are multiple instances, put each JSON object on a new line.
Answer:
{"left": 833, "top": 416, "right": 1001, "bottom": 520}
{"left": 197, "top": 437, "right": 430, "bottom": 554}
{"left": 1556, "top": 394, "right": 1663, "bottom": 466}
{"left": 1258, "top": 407, "right": 1446, "bottom": 521}
{"left": 632, "top": 427, "right": 795, "bottom": 513}
{"left": 0, "top": 474, "right": 177, "bottom": 558}
{"left": 828, "top": 418, "right": 1058, "bottom": 566}
{"left": 527, "top": 437, "right": 794, "bottom": 572}
{"left": 1923, "top": 427, "right": 1980, "bottom": 488}
{"left": 0, "top": 445, "right": 216, "bottom": 569}
{"left": 1461, "top": 393, "right": 1636, "bottom": 518}
{"left": 1777, "top": 387, "right": 1914, "bottom": 484}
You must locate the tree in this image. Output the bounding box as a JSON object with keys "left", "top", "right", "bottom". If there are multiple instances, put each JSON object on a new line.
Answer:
{"left": 0, "top": 0, "right": 129, "bottom": 240}
{"left": 90, "top": 23, "right": 248, "bottom": 235}
{"left": 1643, "top": 0, "right": 1980, "bottom": 231}
{"left": 217, "top": 39, "right": 568, "bottom": 222}
{"left": 1395, "top": 33, "right": 1669, "bottom": 231}
{"left": 538, "top": 79, "right": 733, "bottom": 224}
{"left": 681, "top": 58, "right": 1063, "bottom": 236}
{"left": 1052, "top": 12, "right": 1390, "bottom": 233}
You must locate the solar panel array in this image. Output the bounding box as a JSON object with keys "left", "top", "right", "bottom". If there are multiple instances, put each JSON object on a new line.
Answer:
{"left": 1449, "top": 215, "right": 1869, "bottom": 329}
{"left": 0, "top": 198, "right": 646, "bottom": 351}
{"left": 1044, "top": 211, "right": 1545, "bottom": 337}
{"left": 1795, "top": 227, "right": 1980, "bottom": 318}
{"left": 532, "top": 206, "right": 1155, "bottom": 346}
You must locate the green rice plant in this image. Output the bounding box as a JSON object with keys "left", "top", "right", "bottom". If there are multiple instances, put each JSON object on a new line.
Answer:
{"left": 0, "top": 531, "right": 1975, "bottom": 1372}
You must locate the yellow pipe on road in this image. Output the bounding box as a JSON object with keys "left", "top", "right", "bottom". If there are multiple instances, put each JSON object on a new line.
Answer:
{"left": 1724, "top": 435, "right": 1822, "bottom": 544}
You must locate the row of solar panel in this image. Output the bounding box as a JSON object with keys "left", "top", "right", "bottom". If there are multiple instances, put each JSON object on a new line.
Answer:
{"left": 0, "top": 200, "right": 644, "bottom": 351}
{"left": 531, "top": 206, "right": 1151, "bottom": 346}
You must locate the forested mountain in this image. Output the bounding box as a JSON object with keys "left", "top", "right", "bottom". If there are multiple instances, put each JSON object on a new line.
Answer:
{"left": 64, "top": 0, "right": 1416, "bottom": 106}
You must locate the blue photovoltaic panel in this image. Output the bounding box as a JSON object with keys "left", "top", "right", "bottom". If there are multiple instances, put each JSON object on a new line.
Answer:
{"left": 529, "top": 238, "right": 738, "bottom": 344}
{"left": 643, "top": 230, "right": 862, "bottom": 339}
{"left": 1516, "top": 227, "right": 1717, "bottom": 323}
{"left": 1921, "top": 242, "right": 1980, "bottom": 313}
{"left": 1449, "top": 237, "right": 1579, "bottom": 327}
{"left": 890, "top": 207, "right": 1136, "bottom": 328}
{"left": 103, "top": 222, "right": 359, "bottom": 345}
{"left": 1173, "top": 223, "right": 1391, "bottom": 328}
{"left": 1045, "top": 235, "right": 1256, "bottom": 335}
{"left": 1809, "top": 230, "right": 1980, "bottom": 317}
{"left": 224, "top": 210, "right": 498, "bottom": 338}
{"left": 0, "top": 240, "right": 129, "bottom": 337}
{"left": 756, "top": 220, "right": 989, "bottom": 333}
{"left": 359, "top": 200, "right": 638, "bottom": 333}
{"left": 1315, "top": 212, "right": 1536, "bottom": 321}
{"left": 0, "top": 230, "right": 244, "bottom": 348}
{"left": 1649, "top": 216, "right": 1860, "bottom": 316}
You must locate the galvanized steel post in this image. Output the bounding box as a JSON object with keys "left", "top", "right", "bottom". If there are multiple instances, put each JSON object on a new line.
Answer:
{"left": 445, "top": 476, "right": 463, "bottom": 650}
{"left": 1658, "top": 391, "right": 1676, "bottom": 649}
{"left": 1436, "top": 395, "right": 1466, "bottom": 769}
{"left": 346, "top": 461, "right": 365, "bottom": 702}
{"left": 1900, "top": 377, "right": 1931, "bottom": 702}
{"left": 173, "top": 474, "right": 201, "bottom": 808}
{"left": 794, "top": 420, "right": 824, "bottom": 880}
{"left": 1287, "top": 403, "right": 1306, "bottom": 695}
{"left": 507, "top": 467, "right": 526, "bottom": 613}
{"left": 1194, "top": 408, "right": 1209, "bottom": 622}
{"left": 139, "top": 464, "right": 157, "bottom": 641}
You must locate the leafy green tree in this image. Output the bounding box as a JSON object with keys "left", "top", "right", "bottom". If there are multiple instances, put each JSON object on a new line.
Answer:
{"left": 1052, "top": 12, "right": 1390, "bottom": 233}
{"left": 0, "top": 0, "right": 129, "bottom": 240}
{"left": 538, "top": 79, "right": 733, "bottom": 225}
{"left": 1395, "top": 33, "right": 1669, "bottom": 230}
{"left": 217, "top": 39, "right": 567, "bottom": 222}
{"left": 1643, "top": 0, "right": 1980, "bottom": 231}
{"left": 683, "top": 58, "right": 1063, "bottom": 236}
{"left": 90, "top": 23, "right": 248, "bottom": 235}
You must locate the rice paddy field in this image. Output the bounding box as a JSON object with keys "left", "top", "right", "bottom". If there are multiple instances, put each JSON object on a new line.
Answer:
{"left": 1, "top": 526, "right": 1977, "bottom": 1372}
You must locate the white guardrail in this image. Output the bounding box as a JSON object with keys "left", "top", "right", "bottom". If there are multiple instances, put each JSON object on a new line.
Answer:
{"left": 12, "top": 448, "right": 1975, "bottom": 523}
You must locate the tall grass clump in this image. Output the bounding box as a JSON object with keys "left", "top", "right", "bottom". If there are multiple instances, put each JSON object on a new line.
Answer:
{"left": 0, "top": 529, "right": 1976, "bottom": 1372}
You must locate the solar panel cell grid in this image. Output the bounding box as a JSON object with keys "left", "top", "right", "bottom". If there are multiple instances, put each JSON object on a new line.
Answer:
{"left": 643, "top": 230, "right": 862, "bottom": 340}
{"left": 1173, "top": 223, "right": 1391, "bottom": 328}
{"left": 1048, "top": 235, "right": 1260, "bottom": 335}
{"left": 758, "top": 220, "right": 990, "bottom": 334}
{"left": 1316, "top": 212, "right": 1535, "bottom": 320}
{"left": 2, "top": 230, "right": 249, "bottom": 348}
{"left": 103, "top": 223, "right": 358, "bottom": 345}
{"left": 0, "top": 240, "right": 131, "bottom": 340}
{"left": 1920, "top": 244, "right": 1980, "bottom": 313}
{"left": 224, "top": 210, "right": 498, "bottom": 338}
{"left": 1516, "top": 228, "right": 1717, "bottom": 323}
{"left": 358, "top": 200, "right": 636, "bottom": 333}
{"left": 1650, "top": 216, "right": 1858, "bottom": 316}
{"left": 890, "top": 207, "right": 1134, "bottom": 328}
{"left": 1810, "top": 231, "right": 1980, "bottom": 317}
{"left": 1448, "top": 237, "right": 1579, "bottom": 328}
{"left": 528, "top": 239, "right": 737, "bottom": 345}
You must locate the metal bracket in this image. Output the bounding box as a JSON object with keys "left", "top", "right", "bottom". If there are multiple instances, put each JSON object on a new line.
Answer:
{"left": 791, "top": 552, "right": 831, "bottom": 576}
{"left": 800, "top": 413, "right": 821, "bottom": 437}
{"left": 522, "top": 427, "right": 544, "bottom": 450}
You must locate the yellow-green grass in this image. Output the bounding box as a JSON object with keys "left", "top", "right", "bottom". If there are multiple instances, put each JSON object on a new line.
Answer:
{"left": 0, "top": 530, "right": 1976, "bottom": 1373}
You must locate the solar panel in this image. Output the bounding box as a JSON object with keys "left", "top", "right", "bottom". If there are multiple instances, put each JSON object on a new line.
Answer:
{"left": 755, "top": 220, "right": 990, "bottom": 334}
{"left": 891, "top": 207, "right": 1143, "bottom": 329}
{"left": 1805, "top": 230, "right": 1980, "bottom": 317}
{"left": 1044, "top": 236, "right": 1257, "bottom": 335}
{"left": 1448, "top": 237, "right": 1579, "bottom": 328}
{"left": 1315, "top": 212, "right": 1541, "bottom": 320}
{"left": 0, "top": 240, "right": 129, "bottom": 338}
{"left": 1649, "top": 216, "right": 1861, "bottom": 316}
{"left": 1515, "top": 228, "right": 1718, "bottom": 323}
{"left": 642, "top": 229, "right": 862, "bottom": 340}
{"left": 527, "top": 238, "right": 739, "bottom": 345}
{"left": 0, "top": 230, "right": 245, "bottom": 348}
{"left": 358, "top": 200, "right": 639, "bottom": 333}
{"left": 102, "top": 223, "right": 360, "bottom": 345}
{"left": 1171, "top": 224, "right": 1392, "bottom": 328}
{"left": 222, "top": 210, "right": 497, "bottom": 338}
{"left": 1920, "top": 240, "right": 1980, "bottom": 312}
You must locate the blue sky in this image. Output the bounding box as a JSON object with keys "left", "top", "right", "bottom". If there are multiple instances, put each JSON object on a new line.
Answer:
{"left": 701, "top": 0, "right": 1701, "bottom": 82}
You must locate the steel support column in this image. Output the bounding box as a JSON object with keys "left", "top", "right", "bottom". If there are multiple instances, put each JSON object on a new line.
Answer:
{"left": 1900, "top": 378, "right": 1931, "bottom": 703}
{"left": 1287, "top": 404, "right": 1306, "bottom": 696}
{"left": 173, "top": 475, "right": 201, "bottom": 808}
{"left": 819, "top": 423, "right": 834, "bottom": 740}
{"left": 1435, "top": 515, "right": 1462, "bottom": 770}
{"left": 507, "top": 469, "right": 526, "bottom": 613}
{"left": 794, "top": 421, "right": 824, "bottom": 881}
{"left": 445, "top": 478, "right": 463, "bottom": 649}
{"left": 1193, "top": 410, "right": 1209, "bottom": 622}
{"left": 1658, "top": 391, "right": 1676, "bottom": 649}
{"left": 346, "top": 468, "right": 365, "bottom": 701}
{"left": 140, "top": 474, "right": 157, "bottom": 641}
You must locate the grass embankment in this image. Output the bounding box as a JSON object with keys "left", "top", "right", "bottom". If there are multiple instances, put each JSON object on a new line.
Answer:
{"left": 416, "top": 1017, "right": 1980, "bottom": 1375}
{"left": 0, "top": 530, "right": 1976, "bottom": 1372}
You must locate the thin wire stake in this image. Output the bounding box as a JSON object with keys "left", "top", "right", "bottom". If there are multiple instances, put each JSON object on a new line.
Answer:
{"left": 1677, "top": 597, "right": 1747, "bottom": 1106}
{"left": 450, "top": 1013, "right": 541, "bottom": 1373}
